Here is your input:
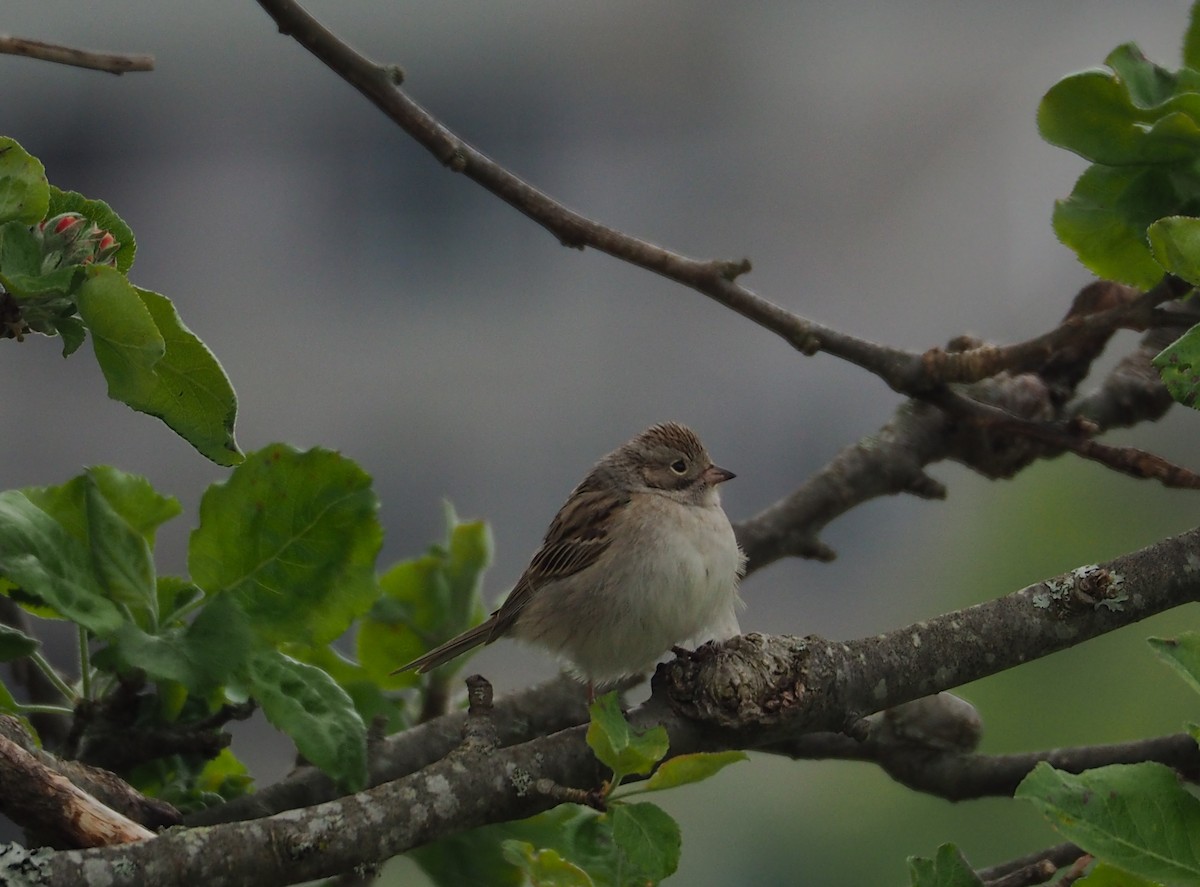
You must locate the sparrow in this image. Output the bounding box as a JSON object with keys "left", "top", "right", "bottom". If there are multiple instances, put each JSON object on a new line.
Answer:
{"left": 394, "top": 422, "right": 745, "bottom": 694}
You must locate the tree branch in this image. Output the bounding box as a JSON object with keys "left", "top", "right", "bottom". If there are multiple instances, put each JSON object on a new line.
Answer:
{"left": 0, "top": 720, "right": 156, "bottom": 848}
{"left": 0, "top": 34, "right": 153, "bottom": 74}
{"left": 186, "top": 673, "right": 589, "bottom": 826}
{"left": 769, "top": 730, "right": 1200, "bottom": 802}
{"left": 660, "top": 525, "right": 1200, "bottom": 735}
{"left": 735, "top": 317, "right": 1188, "bottom": 570}
{"left": 26, "top": 525, "right": 1200, "bottom": 884}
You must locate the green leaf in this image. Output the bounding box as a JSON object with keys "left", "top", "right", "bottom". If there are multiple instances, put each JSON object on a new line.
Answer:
{"left": 0, "top": 490, "right": 125, "bottom": 635}
{"left": 1051, "top": 164, "right": 1177, "bottom": 289}
{"left": 609, "top": 802, "right": 681, "bottom": 884}
{"left": 0, "top": 221, "right": 43, "bottom": 280}
{"left": 77, "top": 270, "right": 241, "bottom": 466}
{"left": 241, "top": 649, "right": 367, "bottom": 791}
{"left": 76, "top": 264, "right": 166, "bottom": 396}
{"left": 23, "top": 467, "right": 178, "bottom": 549}
{"left": 189, "top": 445, "right": 381, "bottom": 646}
{"left": 19, "top": 468, "right": 176, "bottom": 619}
{"left": 1017, "top": 761, "right": 1200, "bottom": 886}
{"left": 105, "top": 623, "right": 200, "bottom": 686}
{"left": 412, "top": 806, "right": 611, "bottom": 887}
{"left": 906, "top": 843, "right": 984, "bottom": 887}
{"left": 46, "top": 186, "right": 136, "bottom": 274}
{"left": 0, "top": 220, "right": 82, "bottom": 302}
{"left": 283, "top": 642, "right": 407, "bottom": 733}
{"left": 179, "top": 594, "right": 256, "bottom": 685}
{"left": 195, "top": 747, "right": 254, "bottom": 802}
{"left": 445, "top": 505, "right": 492, "bottom": 622}
{"left": 1152, "top": 322, "right": 1200, "bottom": 408}
{"left": 586, "top": 693, "right": 669, "bottom": 786}
{"left": 54, "top": 314, "right": 85, "bottom": 355}
{"left": 0, "top": 624, "right": 39, "bottom": 662}
{"left": 86, "top": 466, "right": 181, "bottom": 545}
{"left": 0, "top": 138, "right": 49, "bottom": 225}
{"left": 102, "top": 594, "right": 256, "bottom": 692}
{"left": 501, "top": 842, "right": 595, "bottom": 887}
{"left": 1148, "top": 215, "right": 1200, "bottom": 283}
{"left": 135, "top": 287, "right": 241, "bottom": 466}
{"left": 1149, "top": 633, "right": 1200, "bottom": 694}
{"left": 358, "top": 507, "right": 490, "bottom": 684}
{"left": 84, "top": 474, "right": 156, "bottom": 614}
{"left": 1038, "top": 45, "right": 1200, "bottom": 167}
{"left": 1076, "top": 861, "right": 1160, "bottom": 886}
{"left": 639, "top": 750, "right": 747, "bottom": 793}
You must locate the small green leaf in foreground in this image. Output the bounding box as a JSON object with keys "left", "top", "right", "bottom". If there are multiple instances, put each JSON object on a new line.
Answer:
{"left": 76, "top": 265, "right": 165, "bottom": 396}
{"left": 135, "top": 287, "right": 241, "bottom": 466}
{"left": 1017, "top": 761, "right": 1200, "bottom": 886}
{"left": 0, "top": 137, "right": 49, "bottom": 225}
{"left": 500, "top": 841, "right": 594, "bottom": 887}
{"left": 1149, "top": 633, "right": 1200, "bottom": 695}
{"left": 640, "top": 750, "right": 747, "bottom": 793}
{"left": 586, "top": 692, "right": 669, "bottom": 786}
{"left": 609, "top": 802, "right": 681, "bottom": 884}
{"left": 906, "top": 843, "right": 984, "bottom": 887}
{"left": 1153, "top": 322, "right": 1200, "bottom": 409}
{"left": 1149, "top": 216, "right": 1200, "bottom": 285}
{"left": 1076, "top": 862, "right": 1161, "bottom": 886}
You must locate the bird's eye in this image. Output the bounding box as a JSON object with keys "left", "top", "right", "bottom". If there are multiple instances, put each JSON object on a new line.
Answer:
{"left": 670, "top": 458, "right": 688, "bottom": 474}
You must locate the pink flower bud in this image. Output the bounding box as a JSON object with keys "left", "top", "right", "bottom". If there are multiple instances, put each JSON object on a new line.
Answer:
{"left": 31, "top": 213, "right": 120, "bottom": 272}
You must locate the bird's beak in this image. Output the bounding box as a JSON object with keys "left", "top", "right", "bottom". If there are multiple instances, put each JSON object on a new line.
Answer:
{"left": 703, "top": 463, "right": 736, "bottom": 485}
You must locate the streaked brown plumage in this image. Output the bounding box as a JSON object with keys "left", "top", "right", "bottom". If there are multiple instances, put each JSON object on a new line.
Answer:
{"left": 394, "top": 423, "right": 744, "bottom": 688}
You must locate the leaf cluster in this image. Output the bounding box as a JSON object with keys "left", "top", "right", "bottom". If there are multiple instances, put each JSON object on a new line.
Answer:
{"left": 1039, "top": 3, "right": 1200, "bottom": 412}
{"left": 0, "top": 137, "right": 240, "bottom": 465}
{"left": 0, "top": 446, "right": 496, "bottom": 807}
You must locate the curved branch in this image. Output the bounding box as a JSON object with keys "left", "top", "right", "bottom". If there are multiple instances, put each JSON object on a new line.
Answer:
{"left": 735, "top": 318, "right": 1188, "bottom": 571}
{"left": 253, "top": 0, "right": 939, "bottom": 391}
{"left": 32, "top": 525, "right": 1200, "bottom": 884}
{"left": 186, "top": 674, "right": 589, "bottom": 826}
{"left": 0, "top": 34, "right": 153, "bottom": 74}
{"left": 768, "top": 731, "right": 1200, "bottom": 802}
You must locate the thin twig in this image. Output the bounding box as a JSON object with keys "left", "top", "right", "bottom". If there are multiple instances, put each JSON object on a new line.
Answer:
{"left": 932, "top": 387, "right": 1200, "bottom": 489}
{"left": 0, "top": 33, "right": 153, "bottom": 74}
{"left": 253, "top": 0, "right": 936, "bottom": 392}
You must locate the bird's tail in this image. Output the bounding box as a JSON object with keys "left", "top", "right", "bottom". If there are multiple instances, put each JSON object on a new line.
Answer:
{"left": 391, "top": 620, "right": 498, "bottom": 675}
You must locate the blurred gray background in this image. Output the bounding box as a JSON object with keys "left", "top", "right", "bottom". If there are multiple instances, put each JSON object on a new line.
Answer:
{"left": 4, "top": 2, "right": 1200, "bottom": 884}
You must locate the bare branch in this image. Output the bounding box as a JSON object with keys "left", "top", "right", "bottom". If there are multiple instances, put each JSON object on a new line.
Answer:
{"left": 0, "top": 717, "right": 180, "bottom": 835}
{"left": 919, "top": 278, "right": 1188, "bottom": 385}
{"left": 253, "top": 0, "right": 943, "bottom": 390}
{"left": 735, "top": 316, "right": 1192, "bottom": 570}
{"left": 769, "top": 730, "right": 1200, "bottom": 801}
{"left": 0, "top": 34, "right": 153, "bottom": 74}
{"left": 977, "top": 843, "right": 1084, "bottom": 887}
{"left": 0, "top": 718, "right": 156, "bottom": 848}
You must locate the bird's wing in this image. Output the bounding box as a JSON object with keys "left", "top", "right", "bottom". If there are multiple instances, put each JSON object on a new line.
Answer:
{"left": 489, "top": 484, "right": 630, "bottom": 638}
